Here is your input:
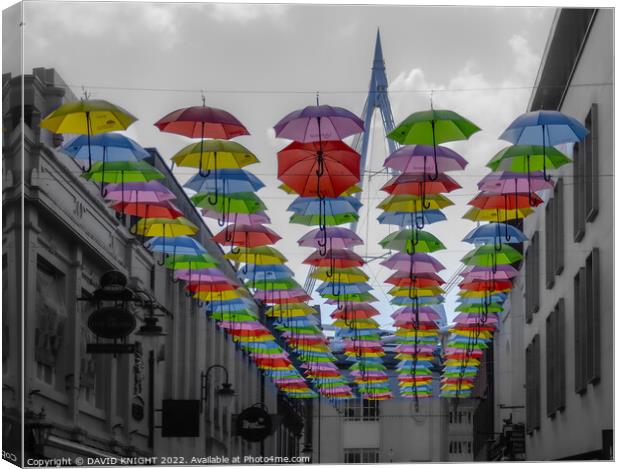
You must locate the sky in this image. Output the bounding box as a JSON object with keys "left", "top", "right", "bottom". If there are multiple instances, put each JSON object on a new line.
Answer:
{"left": 4, "top": 1, "right": 556, "bottom": 328}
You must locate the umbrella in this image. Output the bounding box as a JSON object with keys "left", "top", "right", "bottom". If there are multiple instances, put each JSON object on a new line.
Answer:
{"left": 377, "top": 210, "right": 446, "bottom": 228}
{"left": 110, "top": 200, "right": 183, "bottom": 219}
{"left": 379, "top": 229, "right": 445, "bottom": 255}
{"left": 387, "top": 109, "right": 479, "bottom": 179}
{"left": 298, "top": 227, "right": 363, "bottom": 250}
{"left": 384, "top": 144, "right": 468, "bottom": 173}
{"left": 190, "top": 192, "right": 266, "bottom": 219}
{"left": 381, "top": 173, "right": 461, "bottom": 195}
{"left": 131, "top": 217, "right": 199, "bottom": 237}
{"left": 460, "top": 264, "right": 519, "bottom": 280}
{"left": 61, "top": 132, "right": 149, "bottom": 162}
{"left": 40, "top": 98, "right": 137, "bottom": 171}
{"left": 213, "top": 224, "right": 281, "bottom": 248}
{"left": 463, "top": 206, "right": 534, "bottom": 222}
{"left": 201, "top": 209, "right": 271, "bottom": 225}
{"left": 164, "top": 253, "right": 218, "bottom": 270}
{"left": 145, "top": 236, "right": 207, "bottom": 265}
{"left": 461, "top": 244, "right": 522, "bottom": 271}
{"left": 277, "top": 140, "right": 360, "bottom": 198}
{"left": 155, "top": 102, "right": 249, "bottom": 140}
{"left": 463, "top": 222, "right": 527, "bottom": 249}
{"left": 184, "top": 168, "right": 264, "bottom": 195}
{"left": 378, "top": 194, "right": 454, "bottom": 212}
{"left": 273, "top": 104, "right": 364, "bottom": 143}
{"left": 380, "top": 252, "right": 445, "bottom": 273}
{"left": 103, "top": 180, "right": 175, "bottom": 203}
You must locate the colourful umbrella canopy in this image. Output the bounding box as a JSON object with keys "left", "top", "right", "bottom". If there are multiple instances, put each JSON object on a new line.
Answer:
{"left": 103, "top": 180, "right": 176, "bottom": 203}
{"left": 312, "top": 267, "right": 369, "bottom": 283}
{"left": 185, "top": 168, "right": 265, "bottom": 194}
{"left": 462, "top": 223, "right": 527, "bottom": 245}
{"left": 82, "top": 161, "right": 164, "bottom": 183}
{"left": 461, "top": 244, "right": 523, "bottom": 266}
{"left": 61, "top": 132, "right": 149, "bottom": 162}
{"left": 384, "top": 144, "right": 468, "bottom": 173}
{"left": 110, "top": 200, "right": 183, "bottom": 219}
{"left": 290, "top": 212, "right": 359, "bottom": 226}
{"left": 298, "top": 227, "right": 363, "bottom": 249}
{"left": 225, "top": 246, "right": 288, "bottom": 265}
{"left": 477, "top": 170, "right": 555, "bottom": 193}
{"left": 463, "top": 206, "right": 534, "bottom": 222}
{"left": 486, "top": 144, "right": 572, "bottom": 173}
{"left": 132, "top": 217, "right": 199, "bottom": 237}
{"left": 377, "top": 210, "right": 447, "bottom": 227}
{"left": 191, "top": 191, "right": 266, "bottom": 213}
{"left": 145, "top": 236, "right": 206, "bottom": 256}
{"left": 213, "top": 224, "right": 281, "bottom": 247}
{"left": 273, "top": 104, "right": 364, "bottom": 142}
{"left": 154, "top": 105, "right": 249, "bottom": 139}
{"left": 499, "top": 110, "right": 588, "bottom": 146}
{"left": 380, "top": 173, "right": 461, "bottom": 195}
{"left": 378, "top": 193, "right": 454, "bottom": 212}
{"left": 201, "top": 209, "right": 271, "bottom": 225}
{"left": 388, "top": 110, "right": 481, "bottom": 146}
{"left": 164, "top": 253, "right": 218, "bottom": 270}
{"left": 40, "top": 99, "right": 137, "bottom": 170}
{"left": 171, "top": 139, "right": 258, "bottom": 172}
{"left": 379, "top": 229, "right": 446, "bottom": 254}
{"left": 303, "top": 249, "right": 364, "bottom": 268}
{"left": 277, "top": 140, "right": 361, "bottom": 198}
{"left": 468, "top": 192, "right": 543, "bottom": 210}
{"left": 380, "top": 252, "right": 445, "bottom": 273}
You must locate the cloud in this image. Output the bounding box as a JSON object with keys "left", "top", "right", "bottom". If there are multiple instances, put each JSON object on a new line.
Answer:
{"left": 209, "top": 3, "right": 289, "bottom": 25}
{"left": 509, "top": 34, "right": 540, "bottom": 79}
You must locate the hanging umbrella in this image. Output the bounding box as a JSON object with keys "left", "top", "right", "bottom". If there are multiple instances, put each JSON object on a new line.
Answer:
{"left": 273, "top": 104, "right": 364, "bottom": 143}
{"left": 378, "top": 210, "right": 446, "bottom": 227}
{"left": 385, "top": 272, "right": 444, "bottom": 287}
{"left": 460, "top": 264, "right": 519, "bottom": 280}
{"left": 40, "top": 98, "right": 137, "bottom": 171}
{"left": 461, "top": 244, "right": 523, "bottom": 268}
{"left": 499, "top": 110, "right": 588, "bottom": 181}
{"left": 387, "top": 109, "right": 480, "bottom": 180}
{"left": 463, "top": 222, "right": 527, "bottom": 249}
{"left": 184, "top": 168, "right": 264, "bottom": 195}
{"left": 380, "top": 173, "right": 461, "bottom": 195}
{"left": 145, "top": 236, "right": 207, "bottom": 265}
{"left": 380, "top": 252, "right": 445, "bottom": 273}
{"left": 303, "top": 249, "right": 364, "bottom": 269}
{"left": 379, "top": 229, "right": 445, "bottom": 254}
{"left": 131, "top": 217, "right": 199, "bottom": 237}
{"left": 201, "top": 209, "right": 271, "bottom": 225}
{"left": 277, "top": 140, "right": 361, "bottom": 198}
{"left": 213, "top": 224, "right": 281, "bottom": 248}
{"left": 164, "top": 253, "right": 218, "bottom": 270}
{"left": 110, "top": 200, "right": 183, "bottom": 219}
{"left": 225, "top": 246, "right": 287, "bottom": 266}
{"left": 298, "top": 227, "right": 363, "bottom": 250}
{"left": 62, "top": 132, "right": 149, "bottom": 163}
{"left": 378, "top": 194, "right": 454, "bottom": 212}
{"left": 155, "top": 103, "right": 249, "bottom": 139}
{"left": 290, "top": 212, "right": 359, "bottom": 227}
{"left": 191, "top": 192, "right": 266, "bottom": 224}
{"left": 384, "top": 144, "right": 468, "bottom": 174}
{"left": 311, "top": 266, "right": 369, "bottom": 283}
{"left": 103, "top": 180, "right": 175, "bottom": 203}
{"left": 463, "top": 206, "right": 534, "bottom": 223}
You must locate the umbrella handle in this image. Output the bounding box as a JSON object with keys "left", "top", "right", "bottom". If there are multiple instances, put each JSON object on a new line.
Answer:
{"left": 185, "top": 288, "right": 193, "bottom": 298}
{"left": 157, "top": 253, "right": 166, "bottom": 266}
{"left": 526, "top": 154, "right": 538, "bottom": 207}
{"left": 241, "top": 263, "right": 249, "bottom": 275}
{"left": 428, "top": 122, "right": 439, "bottom": 181}
{"left": 230, "top": 244, "right": 241, "bottom": 255}
{"left": 541, "top": 124, "right": 552, "bottom": 182}
{"left": 85, "top": 111, "right": 93, "bottom": 172}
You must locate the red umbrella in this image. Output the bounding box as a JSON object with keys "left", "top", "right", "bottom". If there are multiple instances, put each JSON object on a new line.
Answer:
{"left": 155, "top": 103, "right": 249, "bottom": 139}
{"left": 468, "top": 191, "right": 543, "bottom": 210}
{"left": 385, "top": 273, "right": 444, "bottom": 288}
{"left": 155, "top": 101, "right": 249, "bottom": 177}
{"left": 380, "top": 173, "right": 461, "bottom": 195}
{"left": 111, "top": 200, "right": 183, "bottom": 219}
{"left": 277, "top": 140, "right": 360, "bottom": 198}
{"left": 458, "top": 279, "right": 513, "bottom": 291}
{"left": 212, "top": 224, "right": 281, "bottom": 248}
{"left": 186, "top": 281, "right": 238, "bottom": 293}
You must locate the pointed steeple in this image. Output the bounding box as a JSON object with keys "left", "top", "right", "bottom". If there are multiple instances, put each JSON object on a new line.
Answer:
{"left": 373, "top": 28, "right": 385, "bottom": 71}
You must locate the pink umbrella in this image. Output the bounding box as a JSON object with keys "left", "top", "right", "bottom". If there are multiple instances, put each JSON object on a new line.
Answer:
{"left": 477, "top": 170, "right": 555, "bottom": 193}
{"left": 201, "top": 209, "right": 271, "bottom": 225}
{"left": 395, "top": 344, "right": 436, "bottom": 353}
{"left": 297, "top": 227, "right": 363, "bottom": 249}
{"left": 104, "top": 180, "right": 176, "bottom": 203}
{"left": 250, "top": 352, "right": 291, "bottom": 359}
{"left": 273, "top": 104, "right": 364, "bottom": 143}
{"left": 380, "top": 252, "right": 445, "bottom": 273}
{"left": 254, "top": 289, "right": 310, "bottom": 301}
{"left": 392, "top": 312, "right": 441, "bottom": 323}
{"left": 391, "top": 306, "right": 442, "bottom": 319}
{"left": 453, "top": 313, "right": 499, "bottom": 325}
{"left": 155, "top": 105, "right": 249, "bottom": 140}
{"left": 174, "top": 269, "right": 230, "bottom": 283}
{"left": 218, "top": 321, "right": 268, "bottom": 331}
{"left": 384, "top": 144, "right": 468, "bottom": 173}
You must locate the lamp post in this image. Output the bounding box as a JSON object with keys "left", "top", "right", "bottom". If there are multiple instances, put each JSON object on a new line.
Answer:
{"left": 200, "top": 365, "right": 235, "bottom": 412}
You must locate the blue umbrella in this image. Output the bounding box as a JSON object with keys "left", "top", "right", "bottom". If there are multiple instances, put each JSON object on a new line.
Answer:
{"left": 463, "top": 222, "right": 527, "bottom": 250}
{"left": 288, "top": 196, "right": 362, "bottom": 215}
{"left": 500, "top": 110, "right": 588, "bottom": 180}
{"left": 316, "top": 282, "right": 373, "bottom": 295}
{"left": 378, "top": 210, "right": 446, "bottom": 227}
{"left": 61, "top": 132, "right": 150, "bottom": 162}
{"left": 457, "top": 294, "right": 507, "bottom": 305}
{"left": 391, "top": 295, "right": 444, "bottom": 306}
{"left": 145, "top": 235, "right": 206, "bottom": 256}
{"left": 184, "top": 168, "right": 265, "bottom": 194}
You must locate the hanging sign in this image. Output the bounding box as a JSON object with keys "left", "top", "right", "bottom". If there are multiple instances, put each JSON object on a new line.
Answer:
{"left": 235, "top": 405, "right": 273, "bottom": 442}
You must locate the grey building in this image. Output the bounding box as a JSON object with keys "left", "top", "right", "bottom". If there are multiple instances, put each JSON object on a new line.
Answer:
{"left": 2, "top": 67, "right": 305, "bottom": 465}
{"left": 491, "top": 8, "right": 613, "bottom": 460}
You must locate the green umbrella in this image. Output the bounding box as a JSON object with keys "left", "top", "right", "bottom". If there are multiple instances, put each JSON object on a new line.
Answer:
{"left": 461, "top": 244, "right": 522, "bottom": 267}
{"left": 82, "top": 160, "right": 164, "bottom": 183}
{"left": 211, "top": 311, "right": 258, "bottom": 321}
{"left": 379, "top": 229, "right": 445, "bottom": 254}
{"left": 455, "top": 303, "right": 504, "bottom": 313}
{"left": 319, "top": 292, "right": 378, "bottom": 302}
{"left": 246, "top": 278, "right": 301, "bottom": 290}
{"left": 165, "top": 253, "right": 218, "bottom": 270}
{"left": 487, "top": 144, "right": 572, "bottom": 173}
{"left": 388, "top": 109, "right": 480, "bottom": 192}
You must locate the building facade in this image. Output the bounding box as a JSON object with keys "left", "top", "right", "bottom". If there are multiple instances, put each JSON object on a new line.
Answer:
{"left": 492, "top": 8, "right": 613, "bottom": 460}
{"left": 2, "top": 67, "right": 304, "bottom": 465}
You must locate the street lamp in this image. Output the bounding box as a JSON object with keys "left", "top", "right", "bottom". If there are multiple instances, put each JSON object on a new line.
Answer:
{"left": 200, "top": 365, "right": 235, "bottom": 412}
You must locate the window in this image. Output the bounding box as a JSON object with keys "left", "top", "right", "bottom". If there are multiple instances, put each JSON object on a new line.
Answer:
{"left": 344, "top": 398, "right": 379, "bottom": 421}
{"left": 574, "top": 105, "right": 599, "bottom": 241}
{"left": 546, "top": 299, "right": 566, "bottom": 417}
{"left": 525, "top": 232, "right": 540, "bottom": 323}
{"left": 545, "top": 178, "right": 565, "bottom": 288}
{"left": 344, "top": 448, "right": 379, "bottom": 464}
{"left": 526, "top": 334, "right": 541, "bottom": 433}
{"left": 574, "top": 248, "right": 601, "bottom": 393}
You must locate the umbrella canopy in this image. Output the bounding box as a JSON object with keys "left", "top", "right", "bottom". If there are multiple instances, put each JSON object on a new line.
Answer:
{"left": 165, "top": 253, "right": 218, "bottom": 270}
{"left": 379, "top": 229, "right": 445, "bottom": 254}
{"left": 477, "top": 170, "right": 555, "bottom": 194}
{"left": 463, "top": 206, "right": 534, "bottom": 222}
{"left": 381, "top": 173, "right": 461, "bottom": 195}
{"left": 110, "top": 200, "right": 184, "bottom": 219}
{"left": 154, "top": 104, "right": 249, "bottom": 139}
{"left": 277, "top": 140, "right": 360, "bottom": 198}
{"left": 145, "top": 236, "right": 206, "bottom": 256}
{"left": 303, "top": 249, "right": 364, "bottom": 268}
{"left": 380, "top": 252, "right": 446, "bottom": 273}
{"left": 40, "top": 99, "right": 137, "bottom": 170}
{"left": 378, "top": 210, "right": 447, "bottom": 227}
{"left": 191, "top": 192, "right": 266, "bottom": 213}
{"left": 378, "top": 194, "right": 454, "bottom": 212}
{"left": 388, "top": 110, "right": 481, "bottom": 145}
{"left": 499, "top": 110, "right": 588, "bottom": 146}
{"left": 487, "top": 145, "right": 572, "bottom": 173}
{"left": 225, "top": 246, "right": 288, "bottom": 265}
{"left": 201, "top": 209, "right": 271, "bottom": 225}
{"left": 83, "top": 161, "right": 164, "bottom": 183}
{"left": 461, "top": 244, "right": 523, "bottom": 266}
{"left": 171, "top": 139, "right": 258, "bottom": 176}
{"left": 103, "top": 180, "right": 176, "bottom": 203}
{"left": 184, "top": 168, "right": 264, "bottom": 194}
{"left": 298, "top": 227, "right": 363, "bottom": 249}
{"left": 273, "top": 104, "right": 364, "bottom": 142}
{"left": 132, "top": 217, "right": 199, "bottom": 237}
{"left": 384, "top": 144, "right": 468, "bottom": 173}
{"left": 61, "top": 132, "right": 149, "bottom": 162}
{"left": 213, "top": 224, "right": 281, "bottom": 247}
{"left": 463, "top": 223, "right": 527, "bottom": 245}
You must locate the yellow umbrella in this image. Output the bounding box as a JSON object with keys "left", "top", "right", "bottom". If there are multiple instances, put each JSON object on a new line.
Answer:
{"left": 389, "top": 286, "right": 445, "bottom": 297}
{"left": 395, "top": 329, "right": 439, "bottom": 337}
{"left": 171, "top": 139, "right": 258, "bottom": 171}
{"left": 311, "top": 267, "right": 369, "bottom": 283}
{"left": 266, "top": 303, "right": 317, "bottom": 317}
{"left": 194, "top": 289, "right": 240, "bottom": 302}
{"left": 378, "top": 194, "right": 454, "bottom": 212}
{"left": 332, "top": 319, "right": 380, "bottom": 329}
{"left": 225, "top": 246, "right": 287, "bottom": 265}
{"left": 131, "top": 217, "right": 199, "bottom": 237}
{"left": 444, "top": 358, "right": 481, "bottom": 367}
{"left": 463, "top": 206, "right": 534, "bottom": 222}
{"left": 40, "top": 99, "right": 137, "bottom": 170}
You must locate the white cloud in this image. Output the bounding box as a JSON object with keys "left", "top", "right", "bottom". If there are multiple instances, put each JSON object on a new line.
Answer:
{"left": 509, "top": 34, "right": 540, "bottom": 79}
{"left": 209, "top": 3, "right": 289, "bottom": 25}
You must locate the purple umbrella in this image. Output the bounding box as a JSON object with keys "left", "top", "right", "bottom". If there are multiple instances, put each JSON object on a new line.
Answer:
{"left": 384, "top": 144, "right": 468, "bottom": 173}
{"left": 395, "top": 344, "right": 436, "bottom": 353}
{"left": 175, "top": 269, "right": 232, "bottom": 283}
{"left": 391, "top": 311, "right": 441, "bottom": 323}
{"left": 453, "top": 313, "right": 499, "bottom": 325}
{"left": 477, "top": 170, "right": 555, "bottom": 194}
{"left": 273, "top": 104, "right": 364, "bottom": 143}
{"left": 297, "top": 227, "right": 363, "bottom": 249}
{"left": 380, "top": 252, "right": 446, "bottom": 273}
{"left": 201, "top": 209, "right": 271, "bottom": 225}
{"left": 104, "top": 180, "right": 176, "bottom": 203}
